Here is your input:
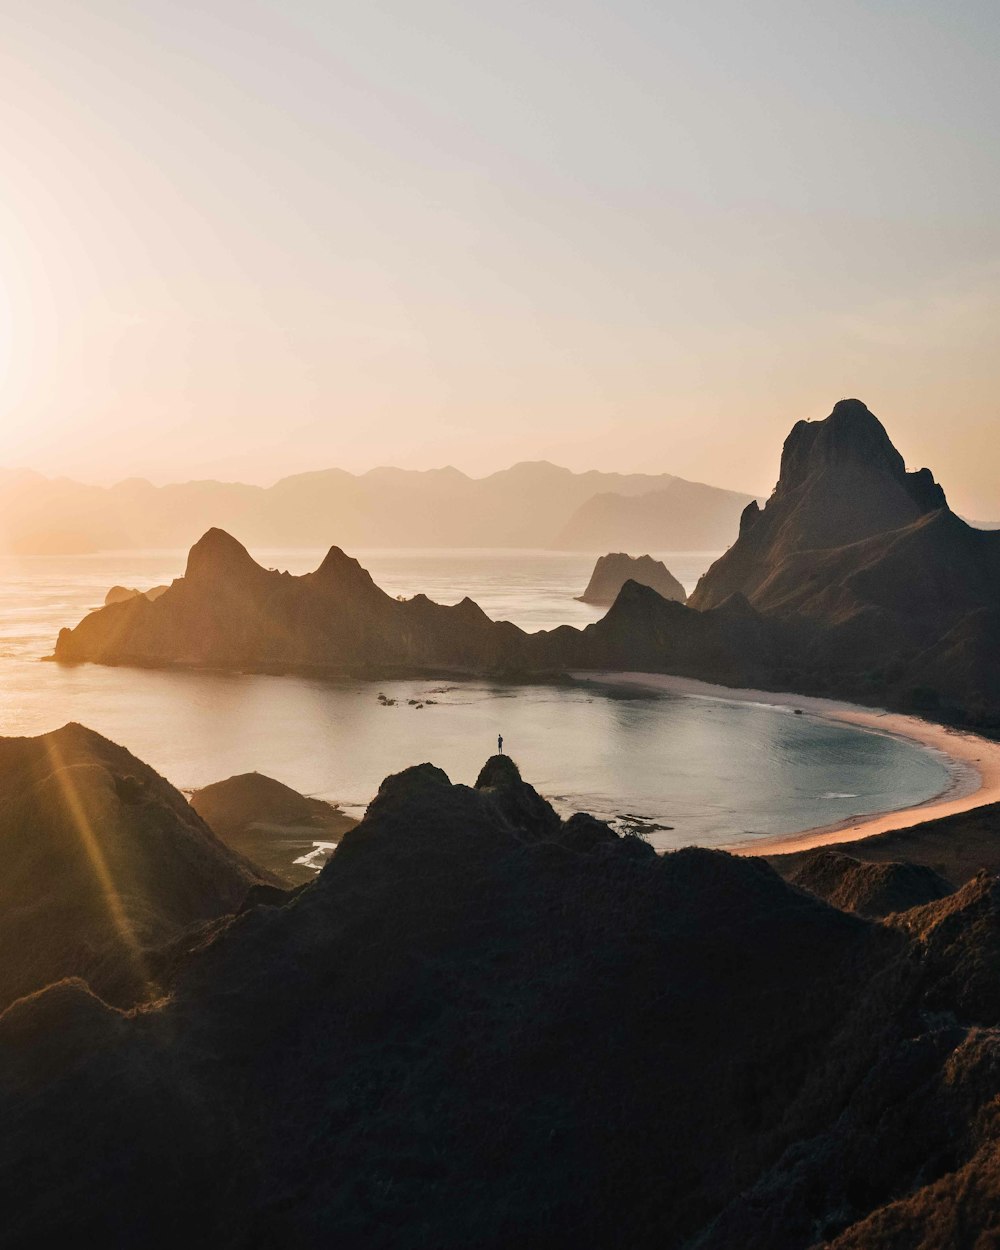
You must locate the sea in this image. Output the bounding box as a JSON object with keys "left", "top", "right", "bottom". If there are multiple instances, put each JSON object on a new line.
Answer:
{"left": 0, "top": 547, "right": 953, "bottom": 856}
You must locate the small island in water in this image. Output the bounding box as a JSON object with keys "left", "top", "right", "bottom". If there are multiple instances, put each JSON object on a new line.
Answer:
{"left": 576, "top": 552, "right": 687, "bottom": 606}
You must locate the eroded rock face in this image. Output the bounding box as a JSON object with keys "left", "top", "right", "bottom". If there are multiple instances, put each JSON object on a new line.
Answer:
{"left": 577, "top": 553, "right": 687, "bottom": 606}
{"left": 691, "top": 399, "right": 952, "bottom": 613}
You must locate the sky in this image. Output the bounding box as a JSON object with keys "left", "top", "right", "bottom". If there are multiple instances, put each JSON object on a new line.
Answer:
{"left": 0, "top": 1, "right": 998, "bottom": 514}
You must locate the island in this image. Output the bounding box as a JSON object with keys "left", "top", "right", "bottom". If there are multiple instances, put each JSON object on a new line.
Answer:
{"left": 52, "top": 400, "right": 1000, "bottom": 730}
{"left": 576, "top": 552, "right": 687, "bottom": 606}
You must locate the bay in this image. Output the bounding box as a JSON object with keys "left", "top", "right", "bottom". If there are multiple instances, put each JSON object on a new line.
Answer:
{"left": 0, "top": 547, "right": 951, "bottom": 853}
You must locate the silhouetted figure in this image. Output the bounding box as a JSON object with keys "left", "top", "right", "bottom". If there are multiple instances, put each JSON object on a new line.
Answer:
{"left": 498, "top": 733, "right": 504, "bottom": 755}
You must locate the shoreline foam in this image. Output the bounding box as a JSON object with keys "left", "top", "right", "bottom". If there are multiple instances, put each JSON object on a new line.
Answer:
{"left": 574, "top": 671, "right": 1000, "bottom": 857}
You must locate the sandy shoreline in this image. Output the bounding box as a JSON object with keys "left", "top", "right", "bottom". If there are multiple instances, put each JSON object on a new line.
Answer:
{"left": 574, "top": 671, "right": 1000, "bottom": 857}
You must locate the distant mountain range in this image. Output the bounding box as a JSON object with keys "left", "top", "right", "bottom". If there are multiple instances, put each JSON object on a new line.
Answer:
{"left": 0, "top": 462, "right": 756, "bottom": 554}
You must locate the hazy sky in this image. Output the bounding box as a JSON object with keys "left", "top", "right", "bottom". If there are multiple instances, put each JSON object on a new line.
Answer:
{"left": 1, "top": 1, "right": 998, "bottom": 513}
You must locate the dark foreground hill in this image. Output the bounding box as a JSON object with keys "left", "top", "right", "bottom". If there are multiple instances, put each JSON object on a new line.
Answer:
{"left": 770, "top": 800, "right": 1000, "bottom": 892}
{"left": 786, "top": 849, "right": 952, "bottom": 918}
{"left": 0, "top": 723, "right": 267, "bottom": 1011}
{"left": 5, "top": 751, "right": 1000, "bottom": 1247}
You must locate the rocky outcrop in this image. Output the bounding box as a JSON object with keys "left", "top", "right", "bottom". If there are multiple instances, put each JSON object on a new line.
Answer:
{"left": 691, "top": 398, "right": 956, "bottom": 614}
{"left": 5, "top": 750, "right": 1000, "bottom": 1246}
{"left": 190, "top": 772, "right": 357, "bottom": 886}
{"left": 104, "top": 585, "right": 169, "bottom": 606}
{"left": 675, "top": 399, "right": 1000, "bottom": 719}
{"left": 576, "top": 553, "right": 687, "bottom": 606}
{"left": 788, "top": 849, "right": 952, "bottom": 918}
{"left": 0, "top": 723, "right": 268, "bottom": 1010}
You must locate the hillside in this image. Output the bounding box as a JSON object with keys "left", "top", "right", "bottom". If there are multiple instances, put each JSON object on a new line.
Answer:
{"left": 190, "top": 772, "right": 357, "bottom": 885}
{"left": 4, "top": 751, "right": 1000, "bottom": 1246}
{"left": 0, "top": 723, "right": 268, "bottom": 1010}
{"left": 557, "top": 478, "right": 756, "bottom": 550}
{"left": 768, "top": 800, "right": 1000, "bottom": 891}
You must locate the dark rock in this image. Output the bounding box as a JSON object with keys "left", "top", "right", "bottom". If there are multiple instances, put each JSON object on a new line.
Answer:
{"left": 474, "top": 754, "right": 563, "bottom": 840}
{"left": 3, "top": 748, "right": 1000, "bottom": 1246}
{"left": 556, "top": 811, "right": 618, "bottom": 853}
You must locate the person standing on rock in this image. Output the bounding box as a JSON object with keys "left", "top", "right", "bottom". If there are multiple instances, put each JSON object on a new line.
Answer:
{"left": 497, "top": 733, "right": 504, "bottom": 755}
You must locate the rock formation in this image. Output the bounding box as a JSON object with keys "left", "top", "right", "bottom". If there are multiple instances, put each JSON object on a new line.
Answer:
{"left": 51, "top": 401, "right": 1000, "bottom": 723}
{"left": 576, "top": 552, "right": 687, "bottom": 606}
{"left": 190, "top": 772, "right": 357, "bottom": 886}
{"left": 4, "top": 748, "right": 1000, "bottom": 1245}
{"left": 105, "top": 585, "right": 169, "bottom": 606}
{"left": 690, "top": 398, "right": 949, "bottom": 612}
{"left": 0, "top": 723, "right": 268, "bottom": 1010}
{"left": 56, "top": 529, "right": 531, "bottom": 673}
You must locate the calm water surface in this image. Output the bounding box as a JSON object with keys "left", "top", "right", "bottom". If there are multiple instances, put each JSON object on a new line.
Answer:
{"left": 0, "top": 548, "right": 952, "bottom": 852}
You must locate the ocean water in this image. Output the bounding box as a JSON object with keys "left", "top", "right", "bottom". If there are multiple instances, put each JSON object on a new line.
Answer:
{"left": 0, "top": 547, "right": 952, "bottom": 854}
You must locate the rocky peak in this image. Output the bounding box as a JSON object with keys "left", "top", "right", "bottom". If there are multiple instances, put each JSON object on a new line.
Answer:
{"left": 690, "top": 400, "right": 952, "bottom": 613}
{"left": 312, "top": 545, "right": 383, "bottom": 600}
{"left": 779, "top": 399, "right": 904, "bottom": 486}
{"left": 184, "top": 528, "right": 267, "bottom": 586}
{"left": 777, "top": 399, "right": 946, "bottom": 513}
{"left": 475, "top": 754, "right": 562, "bottom": 841}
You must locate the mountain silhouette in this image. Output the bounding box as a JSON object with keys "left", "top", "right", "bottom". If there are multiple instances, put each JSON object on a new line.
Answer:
{"left": 51, "top": 401, "right": 1000, "bottom": 723}
{"left": 4, "top": 749, "right": 1000, "bottom": 1246}
{"left": 0, "top": 460, "right": 755, "bottom": 554}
